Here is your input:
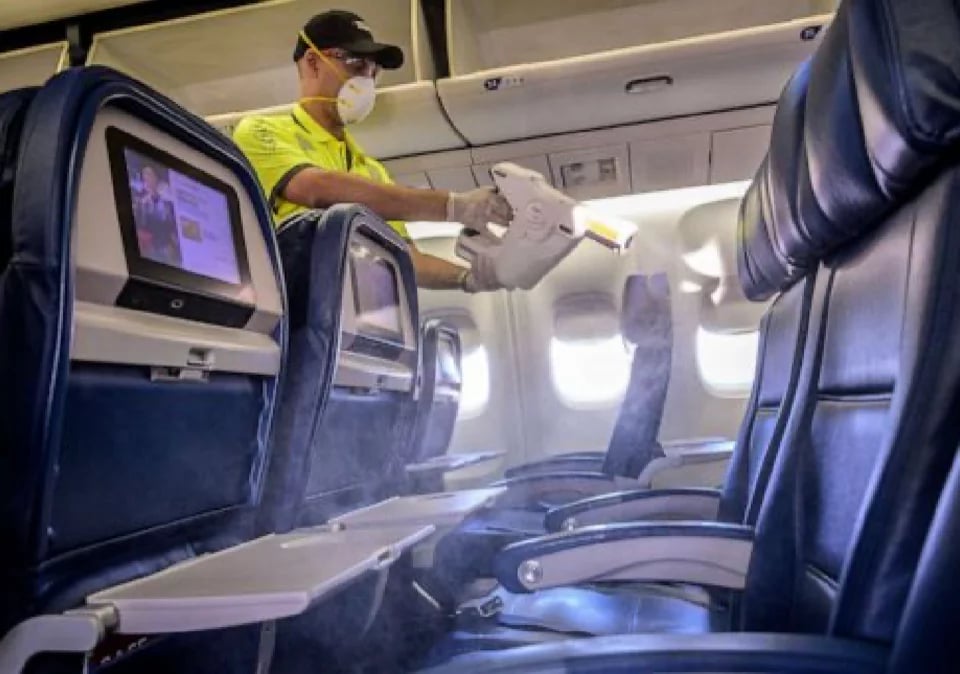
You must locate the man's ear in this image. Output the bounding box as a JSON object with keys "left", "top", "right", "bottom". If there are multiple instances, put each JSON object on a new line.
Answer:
{"left": 297, "top": 54, "right": 318, "bottom": 80}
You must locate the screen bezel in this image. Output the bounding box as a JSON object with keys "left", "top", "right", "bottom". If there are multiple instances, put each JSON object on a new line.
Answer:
{"left": 106, "top": 125, "right": 255, "bottom": 308}
{"left": 348, "top": 244, "right": 405, "bottom": 347}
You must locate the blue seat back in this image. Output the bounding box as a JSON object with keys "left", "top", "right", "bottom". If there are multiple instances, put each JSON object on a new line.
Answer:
{"left": 267, "top": 205, "right": 419, "bottom": 530}
{"left": 411, "top": 319, "right": 462, "bottom": 466}
{"left": 0, "top": 88, "right": 37, "bottom": 271}
{"left": 0, "top": 66, "right": 286, "bottom": 650}
{"left": 402, "top": 320, "right": 462, "bottom": 494}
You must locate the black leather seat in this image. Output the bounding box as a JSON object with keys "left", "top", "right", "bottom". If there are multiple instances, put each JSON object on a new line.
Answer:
{"left": 502, "top": 273, "right": 674, "bottom": 481}
{"left": 426, "top": 273, "right": 685, "bottom": 596}
{"left": 417, "top": 0, "right": 960, "bottom": 669}
{"left": 423, "top": 447, "right": 960, "bottom": 672}
{"left": 0, "top": 88, "right": 36, "bottom": 273}
{"left": 427, "top": 265, "right": 813, "bottom": 652}
{"left": 427, "top": 224, "right": 811, "bottom": 610}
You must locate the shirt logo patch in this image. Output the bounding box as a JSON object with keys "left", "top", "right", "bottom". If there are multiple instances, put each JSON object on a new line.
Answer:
{"left": 296, "top": 134, "right": 314, "bottom": 154}
{"left": 252, "top": 120, "right": 278, "bottom": 151}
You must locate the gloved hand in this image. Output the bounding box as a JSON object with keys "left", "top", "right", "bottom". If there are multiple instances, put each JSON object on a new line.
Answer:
{"left": 447, "top": 186, "right": 513, "bottom": 233}
{"left": 460, "top": 253, "right": 502, "bottom": 294}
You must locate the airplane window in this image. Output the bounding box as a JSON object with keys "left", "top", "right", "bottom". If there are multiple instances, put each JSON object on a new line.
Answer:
{"left": 550, "top": 335, "right": 631, "bottom": 409}
{"left": 695, "top": 327, "right": 759, "bottom": 396}
{"left": 458, "top": 345, "right": 490, "bottom": 419}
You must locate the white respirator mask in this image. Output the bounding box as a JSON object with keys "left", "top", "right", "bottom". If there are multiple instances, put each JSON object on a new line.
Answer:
{"left": 334, "top": 75, "right": 376, "bottom": 125}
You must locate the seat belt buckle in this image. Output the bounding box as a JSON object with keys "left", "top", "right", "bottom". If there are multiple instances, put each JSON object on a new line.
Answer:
{"left": 458, "top": 594, "right": 504, "bottom": 619}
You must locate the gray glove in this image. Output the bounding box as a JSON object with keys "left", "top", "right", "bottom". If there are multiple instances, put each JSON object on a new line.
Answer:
{"left": 447, "top": 186, "right": 513, "bottom": 233}
{"left": 460, "top": 253, "right": 503, "bottom": 294}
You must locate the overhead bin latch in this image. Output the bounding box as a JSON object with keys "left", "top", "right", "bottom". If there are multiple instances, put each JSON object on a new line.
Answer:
{"left": 455, "top": 162, "right": 638, "bottom": 291}
{"left": 625, "top": 75, "right": 673, "bottom": 96}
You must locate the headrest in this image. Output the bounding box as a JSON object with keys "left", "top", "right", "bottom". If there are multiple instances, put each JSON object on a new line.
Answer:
{"left": 0, "top": 88, "right": 37, "bottom": 271}
{"left": 739, "top": 0, "right": 960, "bottom": 300}
{"left": 424, "top": 308, "right": 482, "bottom": 356}
{"left": 621, "top": 273, "right": 670, "bottom": 345}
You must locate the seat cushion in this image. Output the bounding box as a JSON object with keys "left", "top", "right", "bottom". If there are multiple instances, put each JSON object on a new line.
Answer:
{"left": 426, "top": 584, "right": 719, "bottom": 666}
{"left": 496, "top": 584, "right": 715, "bottom": 635}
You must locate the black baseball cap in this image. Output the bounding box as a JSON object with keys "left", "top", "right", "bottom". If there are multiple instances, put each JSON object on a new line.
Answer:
{"left": 293, "top": 10, "right": 404, "bottom": 70}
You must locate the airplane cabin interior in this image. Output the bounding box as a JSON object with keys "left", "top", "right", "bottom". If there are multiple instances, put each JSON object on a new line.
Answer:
{"left": 2, "top": 0, "right": 960, "bottom": 673}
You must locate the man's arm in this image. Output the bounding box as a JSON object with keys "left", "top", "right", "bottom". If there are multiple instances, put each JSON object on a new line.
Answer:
{"left": 284, "top": 167, "right": 513, "bottom": 232}
{"left": 284, "top": 168, "right": 472, "bottom": 289}
{"left": 408, "top": 247, "right": 468, "bottom": 291}
{"left": 285, "top": 167, "right": 448, "bottom": 222}
{"left": 284, "top": 167, "right": 507, "bottom": 292}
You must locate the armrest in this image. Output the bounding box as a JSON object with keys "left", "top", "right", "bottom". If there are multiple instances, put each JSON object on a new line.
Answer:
{"left": 490, "top": 472, "right": 635, "bottom": 509}
{"left": 493, "top": 521, "right": 753, "bottom": 593}
{"left": 543, "top": 487, "right": 722, "bottom": 532}
{"left": 636, "top": 443, "right": 735, "bottom": 488}
{"left": 421, "top": 633, "right": 887, "bottom": 674}
{"left": 503, "top": 454, "right": 605, "bottom": 479}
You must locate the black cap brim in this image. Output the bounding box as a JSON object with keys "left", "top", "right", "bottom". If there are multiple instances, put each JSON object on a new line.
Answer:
{"left": 343, "top": 39, "right": 404, "bottom": 70}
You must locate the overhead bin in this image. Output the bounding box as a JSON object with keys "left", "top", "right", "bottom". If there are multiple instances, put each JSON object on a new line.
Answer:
{"left": 439, "top": 0, "right": 833, "bottom": 145}
{"left": 0, "top": 43, "right": 68, "bottom": 92}
{"left": 0, "top": 0, "right": 145, "bottom": 30}
{"left": 86, "top": 0, "right": 464, "bottom": 159}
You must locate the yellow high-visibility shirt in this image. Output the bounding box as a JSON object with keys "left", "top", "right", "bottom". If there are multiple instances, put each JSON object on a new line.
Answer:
{"left": 233, "top": 103, "right": 408, "bottom": 237}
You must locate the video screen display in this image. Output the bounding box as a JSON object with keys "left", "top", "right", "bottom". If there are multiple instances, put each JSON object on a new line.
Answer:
{"left": 122, "top": 147, "right": 241, "bottom": 285}
{"left": 350, "top": 248, "right": 403, "bottom": 344}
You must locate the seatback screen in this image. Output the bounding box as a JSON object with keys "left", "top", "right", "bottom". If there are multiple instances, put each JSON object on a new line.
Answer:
{"left": 107, "top": 126, "right": 255, "bottom": 325}
{"left": 436, "top": 335, "right": 461, "bottom": 386}
{"left": 350, "top": 245, "right": 403, "bottom": 344}
{"left": 123, "top": 147, "right": 240, "bottom": 285}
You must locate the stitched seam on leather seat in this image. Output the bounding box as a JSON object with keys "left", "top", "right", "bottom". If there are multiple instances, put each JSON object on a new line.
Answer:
{"left": 806, "top": 562, "right": 839, "bottom": 591}
{"left": 816, "top": 392, "right": 894, "bottom": 404}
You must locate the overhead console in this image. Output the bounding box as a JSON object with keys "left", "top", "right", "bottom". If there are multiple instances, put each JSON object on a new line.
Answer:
{"left": 439, "top": 0, "right": 833, "bottom": 146}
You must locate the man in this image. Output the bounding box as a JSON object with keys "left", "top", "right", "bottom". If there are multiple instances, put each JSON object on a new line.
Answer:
{"left": 134, "top": 165, "right": 181, "bottom": 267}
{"left": 233, "top": 10, "right": 511, "bottom": 292}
